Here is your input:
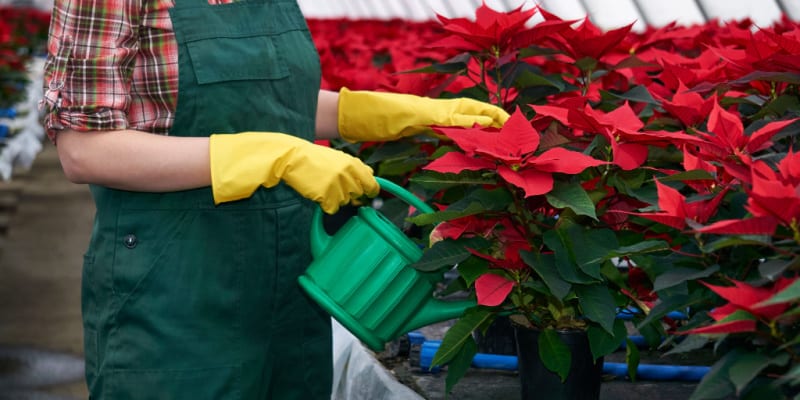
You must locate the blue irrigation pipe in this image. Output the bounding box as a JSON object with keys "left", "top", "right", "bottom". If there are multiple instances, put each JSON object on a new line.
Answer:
{"left": 417, "top": 340, "right": 710, "bottom": 382}
{"left": 615, "top": 307, "right": 689, "bottom": 321}
{"left": 0, "top": 108, "right": 16, "bottom": 119}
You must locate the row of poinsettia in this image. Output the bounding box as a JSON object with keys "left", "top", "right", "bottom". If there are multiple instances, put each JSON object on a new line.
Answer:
{"left": 0, "top": 7, "right": 50, "bottom": 110}
{"left": 309, "top": 4, "right": 799, "bottom": 399}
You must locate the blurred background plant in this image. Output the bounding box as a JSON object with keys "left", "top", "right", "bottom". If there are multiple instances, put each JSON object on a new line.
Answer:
{"left": 0, "top": 6, "right": 49, "bottom": 109}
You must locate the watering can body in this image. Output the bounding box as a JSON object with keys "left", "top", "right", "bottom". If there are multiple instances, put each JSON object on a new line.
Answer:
{"left": 298, "top": 177, "right": 475, "bottom": 351}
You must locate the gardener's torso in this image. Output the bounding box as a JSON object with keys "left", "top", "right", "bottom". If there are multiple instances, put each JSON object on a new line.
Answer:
{"left": 80, "top": 0, "right": 332, "bottom": 397}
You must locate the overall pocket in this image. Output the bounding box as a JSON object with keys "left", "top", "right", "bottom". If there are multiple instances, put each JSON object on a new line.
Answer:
{"left": 108, "top": 208, "right": 254, "bottom": 369}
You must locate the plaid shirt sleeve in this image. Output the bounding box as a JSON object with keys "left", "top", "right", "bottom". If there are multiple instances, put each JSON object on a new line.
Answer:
{"left": 41, "top": 0, "right": 141, "bottom": 140}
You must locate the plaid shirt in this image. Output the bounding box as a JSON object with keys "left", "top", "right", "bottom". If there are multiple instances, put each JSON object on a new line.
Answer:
{"left": 41, "top": 0, "right": 235, "bottom": 141}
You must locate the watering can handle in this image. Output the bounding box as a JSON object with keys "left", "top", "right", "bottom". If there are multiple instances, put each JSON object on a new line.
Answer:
{"left": 373, "top": 177, "right": 435, "bottom": 214}
{"left": 310, "top": 177, "right": 434, "bottom": 258}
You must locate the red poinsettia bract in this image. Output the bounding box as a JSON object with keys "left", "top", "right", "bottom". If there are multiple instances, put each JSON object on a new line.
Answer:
{"left": 618, "top": 179, "right": 727, "bottom": 230}
{"left": 697, "top": 150, "right": 800, "bottom": 237}
{"left": 689, "top": 102, "right": 798, "bottom": 183}
{"left": 544, "top": 16, "right": 634, "bottom": 66}
{"left": 534, "top": 101, "right": 703, "bottom": 170}
{"left": 424, "top": 108, "right": 605, "bottom": 197}
{"left": 431, "top": 2, "right": 572, "bottom": 56}
{"left": 681, "top": 276, "right": 797, "bottom": 334}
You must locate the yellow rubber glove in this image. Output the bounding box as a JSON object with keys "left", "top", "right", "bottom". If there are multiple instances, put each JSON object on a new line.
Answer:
{"left": 337, "top": 87, "right": 510, "bottom": 143}
{"left": 209, "top": 132, "right": 379, "bottom": 214}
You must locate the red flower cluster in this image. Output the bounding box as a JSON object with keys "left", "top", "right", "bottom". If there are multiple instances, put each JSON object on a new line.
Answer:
{"left": 0, "top": 6, "right": 50, "bottom": 108}
{"left": 306, "top": 18, "right": 452, "bottom": 96}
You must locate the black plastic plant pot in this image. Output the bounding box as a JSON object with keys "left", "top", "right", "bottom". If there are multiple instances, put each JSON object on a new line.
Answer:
{"left": 474, "top": 314, "right": 518, "bottom": 356}
{"left": 514, "top": 326, "right": 604, "bottom": 400}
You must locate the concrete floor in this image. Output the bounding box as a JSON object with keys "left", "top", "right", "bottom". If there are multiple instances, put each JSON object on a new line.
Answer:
{"left": 0, "top": 141, "right": 92, "bottom": 399}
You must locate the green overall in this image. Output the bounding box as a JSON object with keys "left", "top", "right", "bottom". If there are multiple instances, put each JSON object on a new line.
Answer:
{"left": 81, "top": 0, "right": 332, "bottom": 398}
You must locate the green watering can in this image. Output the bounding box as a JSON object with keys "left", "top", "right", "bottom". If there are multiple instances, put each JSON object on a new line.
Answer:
{"left": 298, "top": 177, "right": 476, "bottom": 351}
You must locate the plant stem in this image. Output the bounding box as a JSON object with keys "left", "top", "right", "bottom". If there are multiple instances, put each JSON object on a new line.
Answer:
{"left": 493, "top": 48, "right": 502, "bottom": 106}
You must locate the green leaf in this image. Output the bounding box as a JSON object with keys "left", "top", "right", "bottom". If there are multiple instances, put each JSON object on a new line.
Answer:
{"left": 626, "top": 338, "right": 641, "bottom": 382}
{"left": 539, "top": 329, "right": 572, "bottom": 382}
{"left": 658, "top": 169, "right": 716, "bottom": 182}
{"left": 663, "top": 335, "right": 709, "bottom": 356}
{"left": 407, "top": 205, "right": 483, "bottom": 226}
{"left": 603, "top": 85, "right": 658, "bottom": 105}
{"left": 751, "top": 93, "right": 800, "bottom": 119}
{"left": 576, "top": 285, "right": 617, "bottom": 334}
{"left": 758, "top": 259, "right": 795, "bottom": 280}
{"left": 574, "top": 229, "right": 619, "bottom": 280}
{"left": 602, "top": 240, "right": 671, "bottom": 259}
{"left": 600, "top": 262, "right": 628, "bottom": 288}
{"left": 703, "top": 236, "right": 773, "bottom": 253}
{"left": 510, "top": 67, "right": 567, "bottom": 91}
{"left": 411, "top": 237, "right": 489, "bottom": 272}
{"left": 407, "top": 188, "right": 511, "bottom": 226}
{"left": 652, "top": 265, "right": 720, "bottom": 292}
{"left": 638, "top": 294, "right": 696, "bottom": 328}
{"left": 717, "top": 309, "right": 758, "bottom": 324}
{"left": 521, "top": 251, "right": 572, "bottom": 300}
{"left": 364, "top": 141, "right": 423, "bottom": 164}
{"left": 403, "top": 52, "right": 470, "bottom": 74}
{"left": 778, "top": 363, "right": 800, "bottom": 385}
{"left": 575, "top": 56, "right": 598, "bottom": 73}
{"left": 456, "top": 256, "right": 490, "bottom": 287}
{"left": 731, "top": 70, "right": 800, "bottom": 85}
{"left": 543, "top": 228, "right": 598, "bottom": 284}
{"left": 409, "top": 170, "right": 496, "bottom": 190}
{"left": 690, "top": 350, "right": 738, "bottom": 400}
{"left": 741, "top": 383, "right": 787, "bottom": 400}
{"left": 444, "top": 336, "right": 478, "bottom": 395}
{"left": 546, "top": 182, "right": 598, "bottom": 220}
{"left": 431, "top": 307, "right": 492, "bottom": 368}
{"left": 587, "top": 319, "right": 627, "bottom": 361}
{"left": 376, "top": 157, "right": 428, "bottom": 176}
{"left": 757, "top": 278, "right": 800, "bottom": 306}
{"left": 728, "top": 353, "right": 790, "bottom": 395}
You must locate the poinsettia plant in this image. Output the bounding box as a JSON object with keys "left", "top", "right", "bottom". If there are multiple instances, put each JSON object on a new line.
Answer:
{"left": 309, "top": 3, "right": 800, "bottom": 398}
{"left": 308, "top": 3, "right": 800, "bottom": 397}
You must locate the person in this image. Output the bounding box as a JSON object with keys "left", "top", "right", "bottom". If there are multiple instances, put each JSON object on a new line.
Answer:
{"left": 41, "top": 0, "right": 509, "bottom": 398}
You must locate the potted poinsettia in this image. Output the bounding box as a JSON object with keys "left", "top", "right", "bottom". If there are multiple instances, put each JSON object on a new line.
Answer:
{"left": 316, "top": 3, "right": 800, "bottom": 399}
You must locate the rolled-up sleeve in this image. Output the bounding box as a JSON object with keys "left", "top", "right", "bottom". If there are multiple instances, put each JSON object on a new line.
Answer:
{"left": 41, "top": 0, "right": 141, "bottom": 141}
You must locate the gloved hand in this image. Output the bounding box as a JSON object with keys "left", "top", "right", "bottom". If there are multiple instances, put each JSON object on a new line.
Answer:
{"left": 209, "top": 132, "right": 379, "bottom": 214}
{"left": 337, "top": 87, "right": 510, "bottom": 143}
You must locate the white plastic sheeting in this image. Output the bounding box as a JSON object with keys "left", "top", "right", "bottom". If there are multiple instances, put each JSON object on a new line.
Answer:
{"left": 297, "top": 0, "right": 798, "bottom": 29}
{"left": 331, "top": 319, "right": 424, "bottom": 400}
{"left": 700, "top": 0, "right": 785, "bottom": 27}
{"left": 635, "top": 0, "right": 707, "bottom": 28}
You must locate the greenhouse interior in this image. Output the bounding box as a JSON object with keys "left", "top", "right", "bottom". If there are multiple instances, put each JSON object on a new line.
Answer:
{"left": 0, "top": 0, "right": 799, "bottom": 399}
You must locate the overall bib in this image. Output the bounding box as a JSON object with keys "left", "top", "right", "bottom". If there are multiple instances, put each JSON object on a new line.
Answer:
{"left": 81, "top": 0, "right": 331, "bottom": 398}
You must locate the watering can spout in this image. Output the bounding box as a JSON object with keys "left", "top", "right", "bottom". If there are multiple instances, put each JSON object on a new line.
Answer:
{"left": 401, "top": 297, "right": 476, "bottom": 334}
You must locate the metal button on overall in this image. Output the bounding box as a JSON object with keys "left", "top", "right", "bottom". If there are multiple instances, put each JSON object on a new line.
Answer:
{"left": 123, "top": 234, "right": 137, "bottom": 249}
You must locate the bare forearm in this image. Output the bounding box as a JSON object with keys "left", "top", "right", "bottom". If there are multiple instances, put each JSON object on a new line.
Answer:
{"left": 55, "top": 89, "right": 343, "bottom": 191}
{"left": 315, "top": 89, "right": 341, "bottom": 140}
{"left": 56, "top": 128, "right": 211, "bottom": 192}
